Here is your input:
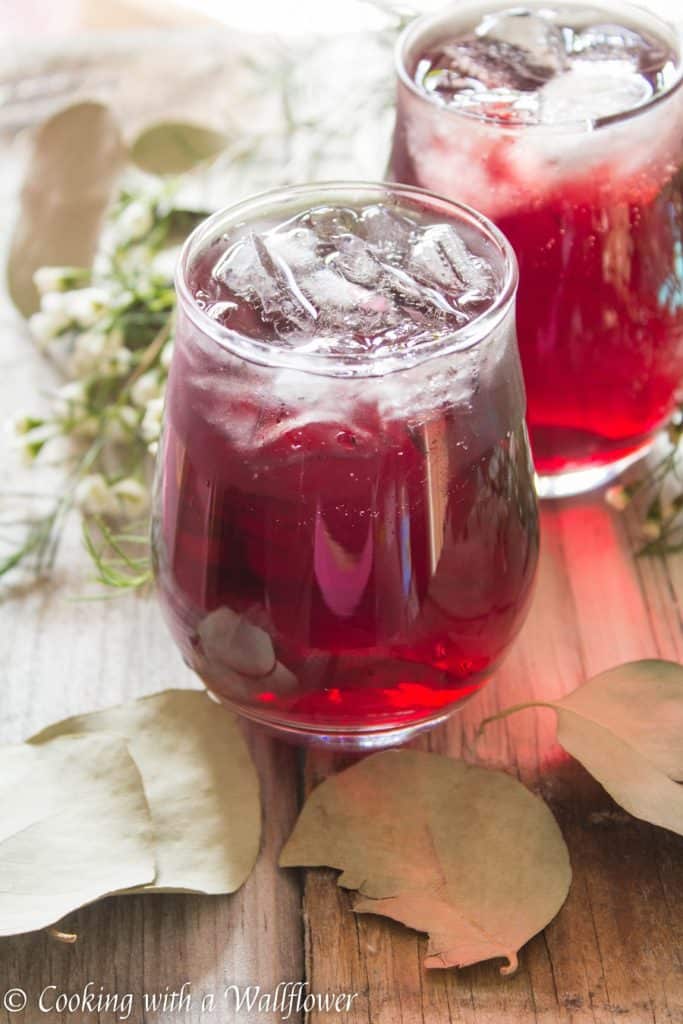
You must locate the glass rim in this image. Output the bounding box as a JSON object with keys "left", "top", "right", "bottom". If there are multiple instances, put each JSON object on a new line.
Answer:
{"left": 394, "top": 0, "right": 683, "bottom": 133}
{"left": 175, "top": 180, "right": 519, "bottom": 379}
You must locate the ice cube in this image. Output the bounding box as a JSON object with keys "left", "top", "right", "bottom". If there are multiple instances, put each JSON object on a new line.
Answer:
{"left": 360, "top": 204, "right": 416, "bottom": 256}
{"left": 571, "top": 22, "right": 665, "bottom": 71}
{"left": 212, "top": 232, "right": 317, "bottom": 331}
{"left": 540, "top": 60, "right": 653, "bottom": 123}
{"left": 302, "top": 267, "right": 379, "bottom": 315}
{"left": 476, "top": 8, "right": 568, "bottom": 83}
{"left": 212, "top": 232, "right": 259, "bottom": 285}
{"left": 424, "top": 10, "right": 567, "bottom": 101}
{"left": 379, "top": 262, "right": 456, "bottom": 318}
{"left": 419, "top": 54, "right": 543, "bottom": 121}
{"left": 206, "top": 300, "right": 239, "bottom": 321}
{"left": 409, "top": 224, "right": 492, "bottom": 296}
{"left": 266, "top": 226, "right": 319, "bottom": 271}
{"left": 329, "top": 234, "right": 384, "bottom": 287}
{"left": 204, "top": 202, "right": 497, "bottom": 357}
{"left": 415, "top": 5, "right": 674, "bottom": 128}
{"left": 300, "top": 205, "right": 359, "bottom": 243}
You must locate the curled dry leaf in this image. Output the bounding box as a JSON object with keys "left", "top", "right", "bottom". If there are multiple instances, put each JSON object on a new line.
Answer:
{"left": 7, "top": 101, "right": 125, "bottom": 316}
{"left": 31, "top": 689, "right": 261, "bottom": 895}
{"left": 0, "top": 734, "right": 155, "bottom": 937}
{"left": 280, "top": 749, "right": 571, "bottom": 974}
{"left": 555, "top": 660, "right": 683, "bottom": 834}
{"left": 130, "top": 122, "right": 227, "bottom": 175}
{"left": 481, "top": 660, "right": 683, "bottom": 836}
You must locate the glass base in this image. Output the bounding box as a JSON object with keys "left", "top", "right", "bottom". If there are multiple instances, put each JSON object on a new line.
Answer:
{"left": 209, "top": 689, "right": 471, "bottom": 749}
{"left": 534, "top": 437, "right": 655, "bottom": 499}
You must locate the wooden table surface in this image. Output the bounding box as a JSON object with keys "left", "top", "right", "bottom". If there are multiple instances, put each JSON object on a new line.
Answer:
{"left": 1, "top": 17, "right": 682, "bottom": 1024}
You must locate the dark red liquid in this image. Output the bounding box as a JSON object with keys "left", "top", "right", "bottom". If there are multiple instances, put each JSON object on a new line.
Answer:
{"left": 153, "top": 315, "right": 539, "bottom": 733}
{"left": 391, "top": 129, "right": 683, "bottom": 475}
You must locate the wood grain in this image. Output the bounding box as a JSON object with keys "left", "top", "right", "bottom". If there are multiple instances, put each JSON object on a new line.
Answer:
{"left": 0, "top": 23, "right": 682, "bottom": 1024}
{"left": 301, "top": 502, "right": 683, "bottom": 1024}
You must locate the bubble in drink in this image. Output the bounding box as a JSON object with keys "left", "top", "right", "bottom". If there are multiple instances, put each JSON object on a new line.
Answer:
{"left": 414, "top": 5, "right": 677, "bottom": 124}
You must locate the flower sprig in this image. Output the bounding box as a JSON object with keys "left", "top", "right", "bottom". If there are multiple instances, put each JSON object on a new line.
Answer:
{"left": 605, "top": 419, "right": 683, "bottom": 555}
{"left": 4, "top": 184, "right": 187, "bottom": 586}
{"left": 2, "top": 2, "right": 410, "bottom": 591}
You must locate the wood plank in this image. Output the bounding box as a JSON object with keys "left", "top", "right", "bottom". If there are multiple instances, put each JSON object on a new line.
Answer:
{"left": 302, "top": 503, "right": 683, "bottom": 1024}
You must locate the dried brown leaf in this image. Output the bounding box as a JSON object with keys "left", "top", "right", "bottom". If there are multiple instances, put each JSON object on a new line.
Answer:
{"left": 0, "top": 735, "right": 155, "bottom": 937}
{"left": 280, "top": 750, "right": 571, "bottom": 973}
{"left": 481, "top": 659, "right": 683, "bottom": 836}
{"left": 554, "top": 660, "right": 683, "bottom": 834}
{"left": 31, "top": 689, "right": 261, "bottom": 894}
{"left": 7, "top": 101, "right": 125, "bottom": 316}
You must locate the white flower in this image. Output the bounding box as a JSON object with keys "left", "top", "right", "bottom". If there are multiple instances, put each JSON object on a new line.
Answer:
{"left": 74, "top": 474, "right": 119, "bottom": 517}
{"left": 28, "top": 308, "right": 70, "bottom": 345}
{"left": 63, "top": 287, "right": 111, "bottom": 328}
{"left": 111, "top": 478, "right": 149, "bottom": 519}
{"left": 40, "top": 290, "right": 71, "bottom": 316}
{"left": 33, "top": 266, "right": 80, "bottom": 295}
{"left": 151, "top": 246, "right": 181, "bottom": 282}
{"left": 160, "top": 340, "right": 174, "bottom": 371}
{"left": 116, "top": 200, "right": 154, "bottom": 244}
{"left": 69, "top": 328, "right": 124, "bottom": 377}
{"left": 140, "top": 397, "right": 164, "bottom": 443}
{"left": 104, "top": 405, "right": 139, "bottom": 443}
{"left": 54, "top": 380, "right": 88, "bottom": 420}
{"left": 58, "top": 380, "right": 88, "bottom": 403}
{"left": 605, "top": 485, "right": 631, "bottom": 511}
{"left": 131, "top": 370, "right": 162, "bottom": 408}
{"left": 106, "top": 346, "right": 133, "bottom": 377}
{"left": 112, "top": 288, "right": 135, "bottom": 311}
{"left": 69, "top": 331, "right": 108, "bottom": 376}
{"left": 16, "top": 423, "right": 55, "bottom": 463}
{"left": 73, "top": 416, "right": 100, "bottom": 439}
{"left": 113, "top": 246, "right": 152, "bottom": 280}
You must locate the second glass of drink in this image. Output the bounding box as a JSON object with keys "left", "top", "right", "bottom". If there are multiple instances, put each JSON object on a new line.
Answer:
{"left": 390, "top": 0, "right": 683, "bottom": 496}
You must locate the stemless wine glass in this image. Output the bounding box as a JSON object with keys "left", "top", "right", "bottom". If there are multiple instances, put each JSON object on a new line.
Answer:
{"left": 152, "top": 182, "right": 539, "bottom": 748}
{"left": 389, "top": 0, "right": 683, "bottom": 497}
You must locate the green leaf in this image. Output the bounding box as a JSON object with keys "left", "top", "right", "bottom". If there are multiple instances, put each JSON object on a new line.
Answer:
{"left": 165, "top": 208, "right": 213, "bottom": 244}
{"left": 280, "top": 750, "right": 571, "bottom": 974}
{"left": 31, "top": 689, "right": 261, "bottom": 894}
{"left": 130, "top": 122, "right": 228, "bottom": 176}
{"left": 7, "top": 101, "right": 125, "bottom": 316}
{"left": 0, "top": 734, "right": 155, "bottom": 937}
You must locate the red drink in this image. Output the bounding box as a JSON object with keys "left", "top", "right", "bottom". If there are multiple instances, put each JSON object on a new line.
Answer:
{"left": 153, "top": 183, "right": 538, "bottom": 746}
{"left": 390, "top": 1, "right": 683, "bottom": 495}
